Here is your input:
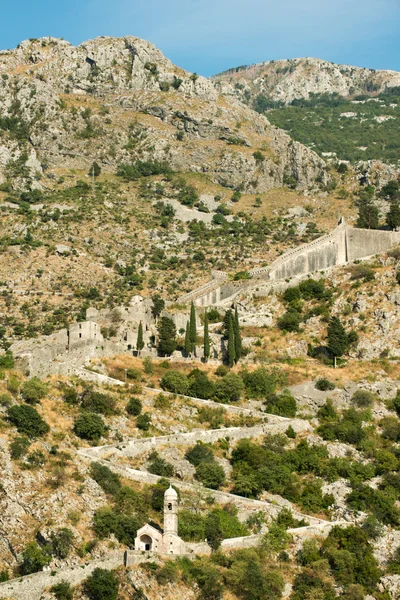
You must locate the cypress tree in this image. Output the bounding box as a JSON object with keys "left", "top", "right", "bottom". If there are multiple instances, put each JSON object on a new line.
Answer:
{"left": 157, "top": 317, "right": 177, "bottom": 356}
{"left": 227, "top": 318, "right": 235, "bottom": 368}
{"left": 189, "top": 302, "right": 197, "bottom": 356}
{"left": 184, "top": 321, "right": 193, "bottom": 356}
{"left": 136, "top": 321, "right": 144, "bottom": 356}
{"left": 233, "top": 306, "right": 242, "bottom": 363}
{"left": 223, "top": 309, "right": 233, "bottom": 338}
{"left": 327, "top": 316, "right": 347, "bottom": 368}
{"left": 203, "top": 311, "right": 210, "bottom": 362}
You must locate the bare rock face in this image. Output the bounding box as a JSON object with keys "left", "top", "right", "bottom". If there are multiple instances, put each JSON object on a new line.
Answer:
{"left": 0, "top": 36, "right": 327, "bottom": 194}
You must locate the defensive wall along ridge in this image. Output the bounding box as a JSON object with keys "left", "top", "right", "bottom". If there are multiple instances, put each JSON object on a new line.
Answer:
{"left": 181, "top": 221, "right": 400, "bottom": 307}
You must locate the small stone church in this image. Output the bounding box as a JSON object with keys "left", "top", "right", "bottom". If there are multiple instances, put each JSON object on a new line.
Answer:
{"left": 134, "top": 485, "right": 187, "bottom": 555}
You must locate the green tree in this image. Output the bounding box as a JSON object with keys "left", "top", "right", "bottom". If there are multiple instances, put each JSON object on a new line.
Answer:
{"left": 184, "top": 321, "right": 193, "bottom": 356}
{"left": 205, "top": 512, "right": 223, "bottom": 551}
{"left": 157, "top": 316, "right": 177, "bottom": 356}
{"left": 214, "top": 372, "right": 244, "bottom": 403}
{"left": 20, "top": 377, "right": 48, "bottom": 404}
{"left": 234, "top": 306, "right": 242, "bottom": 363}
{"left": 88, "top": 162, "right": 101, "bottom": 178}
{"left": 161, "top": 370, "right": 189, "bottom": 394}
{"left": 203, "top": 311, "right": 210, "bottom": 361}
{"left": 73, "top": 412, "right": 106, "bottom": 441}
{"left": 356, "top": 197, "right": 379, "bottom": 229}
{"left": 7, "top": 405, "right": 49, "bottom": 438}
{"left": 51, "top": 581, "right": 73, "bottom": 600}
{"left": 327, "top": 316, "right": 347, "bottom": 367}
{"left": 189, "top": 302, "right": 197, "bottom": 355}
{"left": 126, "top": 397, "right": 142, "bottom": 416}
{"left": 195, "top": 461, "right": 226, "bottom": 489}
{"left": 136, "top": 321, "right": 144, "bottom": 355}
{"left": 50, "top": 528, "right": 74, "bottom": 559}
{"left": 20, "top": 542, "right": 51, "bottom": 575}
{"left": 83, "top": 568, "right": 119, "bottom": 600}
{"left": 387, "top": 200, "right": 400, "bottom": 230}
{"left": 151, "top": 294, "right": 165, "bottom": 321}
{"left": 227, "top": 317, "right": 235, "bottom": 368}
{"left": 90, "top": 462, "right": 122, "bottom": 495}
{"left": 185, "top": 442, "right": 214, "bottom": 466}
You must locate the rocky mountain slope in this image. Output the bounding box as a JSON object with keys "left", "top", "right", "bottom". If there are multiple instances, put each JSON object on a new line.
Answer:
{"left": 213, "top": 57, "right": 400, "bottom": 105}
{"left": 0, "top": 36, "right": 326, "bottom": 194}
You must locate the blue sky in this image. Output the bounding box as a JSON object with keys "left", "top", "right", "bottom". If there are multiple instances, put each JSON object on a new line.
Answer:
{"left": 1, "top": 0, "right": 399, "bottom": 76}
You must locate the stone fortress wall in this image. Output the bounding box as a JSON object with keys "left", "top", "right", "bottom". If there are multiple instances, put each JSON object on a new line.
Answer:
{"left": 185, "top": 220, "right": 400, "bottom": 307}
{"left": 9, "top": 221, "right": 400, "bottom": 377}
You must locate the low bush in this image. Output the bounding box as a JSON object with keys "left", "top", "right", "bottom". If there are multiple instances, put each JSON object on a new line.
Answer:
{"left": 126, "top": 397, "right": 142, "bottom": 416}
{"left": 81, "top": 391, "right": 117, "bottom": 415}
{"left": 195, "top": 461, "right": 226, "bottom": 489}
{"left": 83, "top": 568, "right": 120, "bottom": 600}
{"left": 50, "top": 581, "right": 73, "bottom": 600}
{"left": 7, "top": 405, "right": 49, "bottom": 438}
{"left": 136, "top": 413, "right": 152, "bottom": 431}
{"left": 90, "top": 462, "right": 122, "bottom": 495}
{"left": 351, "top": 389, "right": 375, "bottom": 408}
{"left": 160, "top": 370, "right": 189, "bottom": 395}
{"left": 20, "top": 377, "right": 48, "bottom": 404}
{"left": 315, "top": 378, "right": 335, "bottom": 391}
{"left": 185, "top": 442, "right": 214, "bottom": 466}
{"left": 73, "top": 412, "right": 107, "bottom": 442}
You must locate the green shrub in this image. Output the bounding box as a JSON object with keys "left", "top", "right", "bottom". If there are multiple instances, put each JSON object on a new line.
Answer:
{"left": 117, "top": 160, "right": 172, "bottom": 180}
{"left": 81, "top": 391, "right": 116, "bottom": 415}
{"left": 160, "top": 370, "right": 189, "bottom": 395}
{"left": 20, "top": 542, "right": 51, "bottom": 575}
{"left": 156, "top": 561, "right": 178, "bottom": 585}
{"left": 9, "top": 435, "right": 30, "bottom": 459}
{"left": 214, "top": 372, "right": 244, "bottom": 403}
{"left": 185, "top": 442, "right": 214, "bottom": 466}
{"left": 73, "top": 412, "right": 106, "bottom": 441}
{"left": 0, "top": 351, "right": 14, "bottom": 369}
{"left": 51, "top": 581, "right": 73, "bottom": 600}
{"left": 7, "top": 405, "right": 49, "bottom": 438}
{"left": 90, "top": 462, "right": 121, "bottom": 495}
{"left": 136, "top": 413, "right": 152, "bottom": 431}
{"left": 278, "top": 310, "right": 301, "bottom": 332}
{"left": 188, "top": 370, "right": 215, "bottom": 399}
{"left": 83, "top": 568, "right": 119, "bottom": 600}
{"left": 148, "top": 453, "right": 174, "bottom": 477}
{"left": 50, "top": 528, "right": 74, "bottom": 559}
{"left": 126, "top": 397, "right": 142, "bottom": 416}
{"left": 195, "top": 461, "right": 226, "bottom": 489}
{"left": 351, "top": 389, "right": 375, "bottom": 408}
{"left": 315, "top": 378, "right": 335, "bottom": 391}
{"left": 20, "top": 377, "right": 48, "bottom": 404}
{"left": 264, "top": 390, "right": 297, "bottom": 418}
{"left": 241, "top": 367, "right": 278, "bottom": 399}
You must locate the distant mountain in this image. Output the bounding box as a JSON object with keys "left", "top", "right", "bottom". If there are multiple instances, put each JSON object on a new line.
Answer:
{"left": 214, "top": 58, "right": 400, "bottom": 164}
{"left": 213, "top": 57, "right": 400, "bottom": 106}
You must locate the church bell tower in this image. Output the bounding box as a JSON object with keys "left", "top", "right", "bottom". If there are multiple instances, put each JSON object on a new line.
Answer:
{"left": 164, "top": 485, "right": 178, "bottom": 536}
